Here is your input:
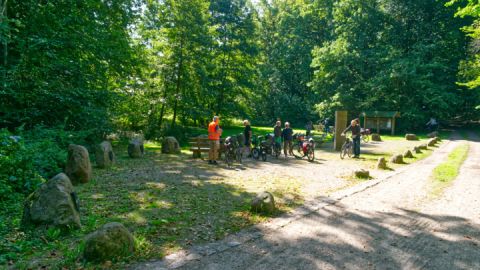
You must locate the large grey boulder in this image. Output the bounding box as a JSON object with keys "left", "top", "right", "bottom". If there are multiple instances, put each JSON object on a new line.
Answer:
{"left": 405, "top": 134, "right": 418, "bottom": 141}
{"left": 427, "top": 138, "right": 437, "bottom": 147}
{"left": 83, "top": 222, "right": 135, "bottom": 262}
{"left": 390, "top": 154, "right": 404, "bottom": 164}
{"left": 413, "top": 146, "right": 422, "bottom": 154}
{"left": 95, "top": 141, "right": 115, "bottom": 168}
{"left": 377, "top": 157, "right": 388, "bottom": 170}
{"left": 419, "top": 144, "right": 428, "bottom": 150}
{"left": 22, "top": 173, "right": 81, "bottom": 228}
{"left": 403, "top": 149, "right": 414, "bottom": 158}
{"left": 65, "top": 144, "right": 92, "bottom": 185}
{"left": 251, "top": 192, "right": 275, "bottom": 214}
{"left": 161, "top": 136, "right": 181, "bottom": 154}
{"left": 371, "top": 134, "right": 382, "bottom": 142}
{"left": 128, "top": 139, "right": 144, "bottom": 158}
{"left": 353, "top": 169, "right": 370, "bottom": 179}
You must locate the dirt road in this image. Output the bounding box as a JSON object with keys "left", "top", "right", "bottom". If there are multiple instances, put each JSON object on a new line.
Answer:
{"left": 133, "top": 133, "right": 480, "bottom": 270}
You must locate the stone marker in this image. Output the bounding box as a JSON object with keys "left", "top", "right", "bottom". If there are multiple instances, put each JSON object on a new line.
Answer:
{"left": 128, "top": 139, "right": 144, "bottom": 158}
{"left": 22, "top": 173, "right": 81, "bottom": 228}
{"left": 162, "top": 136, "right": 181, "bottom": 154}
{"left": 419, "top": 144, "right": 428, "bottom": 150}
{"left": 428, "top": 138, "right": 437, "bottom": 147}
{"left": 251, "top": 192, "right": 275, "bottom": 214}
{"left": 95, "top": 141, "right": 115, "bottom": 168}
{"left": 371, "top": 133, "right": 382, "bottom": 142}
{"left": 353, "top": 169, "right": 370, "bottom": 179}
{"left": 434, "top": 136, "right": 442, "bottom": 142}
{"left": 377, "top": 157, "right": 388, "bottom": 169}
{"left": 65, "top": 144, "right": 92, "bottom": 184}
{"left": 83, "top": 222, "right": 135, "bottom": 262}
{"left": 390, "top": 154, "right": 404, "bottom": 164}
{"left": 403, "top": 149, "right": 414, "bottom": 158}
{"left": 427, "top": 131, "right": 438, "bottom": 138}
{"left": 413, "top": 146, "right": 422, "bottom": 154}
{"left": 405, "top": 134, "right": 418, "bottom": 141}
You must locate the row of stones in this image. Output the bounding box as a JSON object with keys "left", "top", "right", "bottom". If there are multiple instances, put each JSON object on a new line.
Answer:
{"left": 353, "top": 136, "right": 440, "bottom": 179}
{"left": 20, "top": 137, "right": 181, "bottom": 263}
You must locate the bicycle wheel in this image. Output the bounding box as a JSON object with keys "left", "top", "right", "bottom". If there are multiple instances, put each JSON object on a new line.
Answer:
{"left": 347, "top": 144, "right": 353, "bottom": 158}
{"left": 307, "top": 147, "right": 315, "bottom": 162}
{"left": 261, "top": 151, "right": 267, "bottom": 161}
{"left": 340, "top": 144, "right": 347, "bottom": 159}
{"left": 252, "top": 148, "right": 260, "bottom": 160}
{"left": 236, "top": 149, "right": 242, "bottom": 164}
{"left": 225, "top": 152, "right": 233, "bottom": 167}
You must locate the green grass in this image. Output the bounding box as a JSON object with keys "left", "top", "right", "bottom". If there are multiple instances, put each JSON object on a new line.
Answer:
{"left": 430, "top": 143, "right": 469, "bottom": 197}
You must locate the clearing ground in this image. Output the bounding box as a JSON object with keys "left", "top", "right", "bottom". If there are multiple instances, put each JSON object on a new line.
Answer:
{"left": 2, "top": 134, "right": 442, "bottom": 269}
{"left": 132, "top": 132, "right": 480, "bottom": 269}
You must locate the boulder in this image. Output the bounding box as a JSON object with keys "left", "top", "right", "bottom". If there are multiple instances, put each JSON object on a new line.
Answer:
{"left": 65, "top": 144, "right": 92, "bottom": 185}
{"left": 413, "top": 146, "right": 422, "bottom": 154}
{"left": 403, "top": 150, "right": 414, "bottom": 158}
{"left": 428, "top": 138, "right": 437, "bottom": 147}
{"left": 427, "top": 131, "right": 439, "bottom": 138}
{"left": 390, "top": 154, "right": 404, "bottom": 164}
{"left": 83, "top": 222, "right": 135, "bottom": 262}
{"left": 161, "top": 136, "right": 181, "bottom": 154}
{"left": 251, "top": 192, "right": 275, "bottom": 214}
{"left": 377, "top": 157, "right": 388, "bottom": 169}
{"left": 405, "top": 134, "right": 418, "bottom": 141}
{"left": 95, "top": 141, "right": 115, "bottom": 168}
{"left": 371, "top": 133, "right": 382, "bottom": 142}
{"left": 434, "top": 136, "right": 442, "bottom": 142}
{"left": 353, "top": 169, "right": 370, "bottom": 179}
{"left": 22, "top": 173, "right": 81, "bottom": 228}
{"left": 419, "top": 144, "right": 428, "bottom": 150}
{"left": 128, "top": 139, "right": 144, "bottom": 158}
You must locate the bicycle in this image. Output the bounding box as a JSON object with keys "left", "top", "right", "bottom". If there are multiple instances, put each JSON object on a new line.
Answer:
{"left": 340, "top": 134, "right": 353, "bottom": 159}
{"left": 293, "top": 133, "right": 315, "bottom": 162}
{"left": 224, "top": 136, "right": 242, "bottom": 167}
{"left": 360, "top": 128, "right": 371, "bottom": 143}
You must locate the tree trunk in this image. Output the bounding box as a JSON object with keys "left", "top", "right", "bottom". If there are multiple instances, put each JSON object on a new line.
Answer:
{"left": 171, "top": 38, "right": 184, "bottom": 129}
{"left": 1, "top": 0, "right": 8, "bottom": 91}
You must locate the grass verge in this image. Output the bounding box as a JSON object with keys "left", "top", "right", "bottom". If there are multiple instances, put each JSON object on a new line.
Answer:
{"left": 430, "top": 143, "right": 469, "bottom": 198}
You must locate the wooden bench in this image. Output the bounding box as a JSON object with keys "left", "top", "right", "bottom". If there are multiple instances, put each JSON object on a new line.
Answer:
{"left": 190, "top": 137, "right": 224, "bottom": 158}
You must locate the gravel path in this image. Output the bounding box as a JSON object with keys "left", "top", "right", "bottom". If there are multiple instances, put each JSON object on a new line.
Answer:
{"left": 132, "top": 133, "right": 480, "bottom": 270}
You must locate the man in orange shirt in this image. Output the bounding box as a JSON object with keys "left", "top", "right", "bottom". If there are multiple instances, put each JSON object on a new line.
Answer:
{"left": 208, "top": 116, "right": 222, "bottom": 164}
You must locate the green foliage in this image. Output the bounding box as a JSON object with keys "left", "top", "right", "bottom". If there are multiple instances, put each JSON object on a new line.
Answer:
{"left": 310, "top": 0, "right": 476, "bottom": 127}
{"left": 0, "top": 129, "right": 44, "bottom": 200}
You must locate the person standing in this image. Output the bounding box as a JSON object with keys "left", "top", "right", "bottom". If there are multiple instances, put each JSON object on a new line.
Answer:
{"left": 305, "top": 121, "right": 313, "bottom": 137}
{"left": 273, "top": 120, "right": 282, "bottom": 150}
{"left": 208, "top": 116, "right": 222, "bottom": 164}
{"left": 342, "top": 119, "right": 361, "bottom": 158}
{"left": 282, "top": 122, "right": 294, "bottom": 157}
{"left": 243, "top": 120, "right": 252, "bottom": 157}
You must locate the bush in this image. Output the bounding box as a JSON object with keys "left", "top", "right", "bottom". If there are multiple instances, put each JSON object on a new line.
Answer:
{"left": 0, "top": 126, "right": 99, "bottom": 201}
{"left": 0, "top": 129, "right": 45, "bottom": 200}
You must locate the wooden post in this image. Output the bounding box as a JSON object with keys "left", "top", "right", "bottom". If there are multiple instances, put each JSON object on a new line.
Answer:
{"left": 391, "top": 117, "right": 396, "bottom": 135}
{"left": 334, "top": 111, "right": 348, "bottom": 151}
{"left": 376, "top": 118, "right": 380, "bottom": 134}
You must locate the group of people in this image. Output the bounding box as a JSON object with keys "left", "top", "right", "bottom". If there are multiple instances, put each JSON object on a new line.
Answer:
{"left": 206, "top": 116, "right": 298, "bottom": 165}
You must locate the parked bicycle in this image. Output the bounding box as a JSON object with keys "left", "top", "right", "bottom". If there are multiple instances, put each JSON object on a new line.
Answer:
{"left": 293, "top": 133, "right": 315, "bottom": 162}
{"left": 360, "top": 128, "right": 371, "bottom": 143}
{"left": 224, "top": 136, "right": 242, "bottom": 167}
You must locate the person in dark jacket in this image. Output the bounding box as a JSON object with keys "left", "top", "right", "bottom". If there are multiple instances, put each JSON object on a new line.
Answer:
{"left": 282, "top": 122, "right": 294, "bottom": 157}
{"left": 342, "top": 119, "right": 361, "bottom": 158}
